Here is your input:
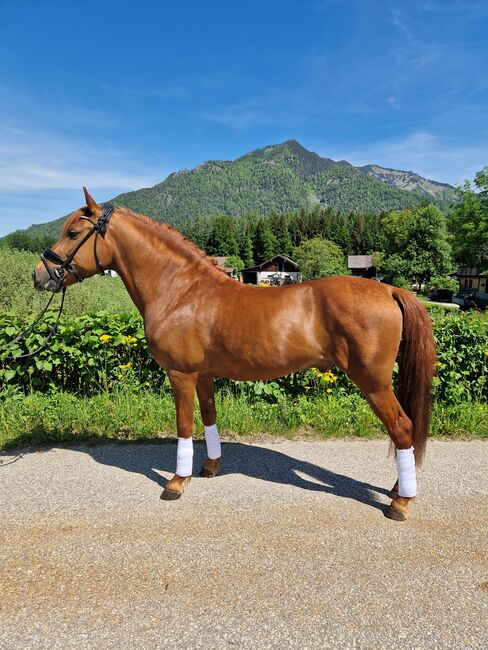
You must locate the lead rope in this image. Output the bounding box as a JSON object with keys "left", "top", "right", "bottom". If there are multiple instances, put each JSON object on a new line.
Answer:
{"left": 1, "top": 287, "right": 66, "bottom": 359}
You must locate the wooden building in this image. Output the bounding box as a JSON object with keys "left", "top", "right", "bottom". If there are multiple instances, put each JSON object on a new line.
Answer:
{"left": 347, "top": 255, "right": 377, "bottom": 279}
{"left": 452, "top": 268, "right": 488, "bottom": 294}
{"left": 213, "top": 256, "right": 240, "bottom": 279}
{"left": 241, "top": 255, "right": 301, "bottom": 285}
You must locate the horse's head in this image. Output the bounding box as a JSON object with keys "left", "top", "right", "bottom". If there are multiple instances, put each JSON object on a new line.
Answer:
{"left": 33, "top": 188, "right": 115, "bottom": 292}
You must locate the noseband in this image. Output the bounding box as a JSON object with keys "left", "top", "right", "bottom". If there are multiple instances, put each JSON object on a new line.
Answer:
{"left": 41, "top": 204, "right": 114, "bottom": 286}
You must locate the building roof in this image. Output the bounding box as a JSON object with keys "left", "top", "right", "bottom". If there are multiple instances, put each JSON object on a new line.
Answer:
{"left": 213, "top": 256, "right": 228, "bottom": 266}
{"left": 348, "top": 255, "right": 373, "bottom": 269}
{"left": 212, "top": 256, "right": 236, "bottom": 273}
{"left": 453, "top": 268, "right": 488, "bottom": 277}
{"left": 241, "top": 254, "right": 300, "bottom": 273}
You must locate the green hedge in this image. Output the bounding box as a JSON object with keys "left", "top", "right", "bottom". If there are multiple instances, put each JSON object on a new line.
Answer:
{"left": 1, "top": 310, "right": 487, "bottom": 404}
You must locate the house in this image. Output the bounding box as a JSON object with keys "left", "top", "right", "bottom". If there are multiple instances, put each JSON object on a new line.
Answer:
{"left": 452, "top": 268, "right": 488, "bottom": 294}
{"left": 213, "top": 256, "right": 240, "bottom": 279}
{"left": 241, "top": 255, "right": 301, "bottom": 285}
{"left": 451, "top": 268, "right": 488, "bottom": 309}
{"left": 347, "top": 255, "right": 377, "bottom": 279}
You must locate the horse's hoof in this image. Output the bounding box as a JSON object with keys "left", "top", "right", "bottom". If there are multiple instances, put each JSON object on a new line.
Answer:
{"left": 160, "top": 488, "right": 183, "bottom": 501}
{"left": 199, "top": 467, "right": 216, "bottom": 478}
{"left": 160, "top": 475, "right": 191, "bottom": 501}
{"left": 384, "top": 505, "right": 407, "bottom": 521}
{"left": 199, "top": 458, "right": 220, "bottom": 478}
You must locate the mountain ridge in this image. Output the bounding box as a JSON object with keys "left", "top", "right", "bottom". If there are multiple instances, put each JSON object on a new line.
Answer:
{"left": 7, "top": 140, "right": 456, "bottom": 239}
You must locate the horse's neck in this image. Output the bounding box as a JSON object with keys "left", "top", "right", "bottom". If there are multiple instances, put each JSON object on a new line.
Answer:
{"left": 110, "top": 213, "right": 201, "bottom": 317}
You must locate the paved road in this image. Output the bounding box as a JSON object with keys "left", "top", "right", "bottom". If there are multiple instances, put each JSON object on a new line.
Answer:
{"left": 1, "top": 439, "right": 487, "bottom": 649}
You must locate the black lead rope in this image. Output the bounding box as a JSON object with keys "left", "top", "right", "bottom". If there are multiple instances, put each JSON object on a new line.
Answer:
{"left": 2, "top": 288, "right": 66, "bottom": 359}
{"left": 14, "top": 288, "right": 67, "bottom": 359}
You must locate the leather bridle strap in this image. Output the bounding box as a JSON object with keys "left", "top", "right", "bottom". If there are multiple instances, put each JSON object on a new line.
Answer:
{"left": 40, "top": 204, "right": 114, "bottom": 286}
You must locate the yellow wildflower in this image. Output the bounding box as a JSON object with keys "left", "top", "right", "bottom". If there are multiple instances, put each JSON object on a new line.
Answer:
{"left": 326, "top": 388, "right": 333, "bottom": 393}
{"left": 121, "top": 335, "right": 138, "bottom": 346}
{"left": 100, "top": 334, "right": 112, "bottom": 344}
{"left": 118, "top": 362, "right": 132, "bottom": 371}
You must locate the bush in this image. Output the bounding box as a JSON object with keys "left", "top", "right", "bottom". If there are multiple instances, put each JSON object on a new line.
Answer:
{"left": 1, "top": 310, "right": 487, "bottom": 405}
{"left": 0, "top": 245, "right": 135, "bottom": 316}
{"left": 0, "top": 312, "right": 161, "bottom": 392}
{"left": 426, "top": 275, "right": 459, "bottom": 293}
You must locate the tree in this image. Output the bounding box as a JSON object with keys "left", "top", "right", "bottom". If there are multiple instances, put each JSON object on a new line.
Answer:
{"left": 377, "top": 204, "right": 452, "bottom": 288}
{"left": 225, "top": 255, "right": 245, "bottom": 271}
{"left": 404, "top": 204, "right": 452, "bottom": 288}
{"left": 254, "top": 219, "right": 279, "bottom": 263}
{"left": 206, "top": 216, "right": 239, "bottom": 257}
{"left": 292, "top": 238, "right": 349, "bottom": 281}
{"left": 426, "top": 275, "right": 459, "bottom": 292}
{"left": 269, "top": 212, "right": 293, "bottom": 257}
{"left": 450, "top": 167, "right": 488, "bottom": 269}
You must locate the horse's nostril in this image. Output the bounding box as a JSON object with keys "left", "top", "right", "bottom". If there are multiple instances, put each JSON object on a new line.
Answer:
{"left": 32, "top": 269, "right": 41, "bottom": 289}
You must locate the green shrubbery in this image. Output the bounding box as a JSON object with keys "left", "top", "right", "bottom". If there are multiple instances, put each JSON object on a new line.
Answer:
{"left": 1, "top": 309, "right": 487, "bottom": 405}
{"left": 0, "top": 247, "right": 135, "bottom": 316}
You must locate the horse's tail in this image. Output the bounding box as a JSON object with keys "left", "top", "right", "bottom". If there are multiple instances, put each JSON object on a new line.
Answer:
{"left": 391, "top": 289, "right": 436, "bottom": 465}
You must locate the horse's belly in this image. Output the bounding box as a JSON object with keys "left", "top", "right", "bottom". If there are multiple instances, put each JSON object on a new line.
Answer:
{"left": 207, "top": 332, "right": 326, "bottom": 381}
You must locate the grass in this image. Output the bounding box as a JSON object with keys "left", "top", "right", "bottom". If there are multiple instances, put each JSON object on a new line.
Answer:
{"left": 0, "top": 387, "right": 487, "bottom": 450}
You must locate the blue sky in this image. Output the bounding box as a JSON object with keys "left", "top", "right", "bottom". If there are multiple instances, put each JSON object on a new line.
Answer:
{"left": 0, "top": 0, "right": 487, "bottom": 235}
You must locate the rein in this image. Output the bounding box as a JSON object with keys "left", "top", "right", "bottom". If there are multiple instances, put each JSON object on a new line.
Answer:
{"left": 2, "top": 204, "right": 114, "bottom": 359}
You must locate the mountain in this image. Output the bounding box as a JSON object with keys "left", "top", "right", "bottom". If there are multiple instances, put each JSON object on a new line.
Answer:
{"left": 9, "top": 140, "right": 457, "bottom": 239}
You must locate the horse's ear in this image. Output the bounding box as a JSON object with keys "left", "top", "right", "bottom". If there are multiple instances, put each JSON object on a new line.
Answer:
{"left": 83, "top": 187, "right": 102, "bottom": 216}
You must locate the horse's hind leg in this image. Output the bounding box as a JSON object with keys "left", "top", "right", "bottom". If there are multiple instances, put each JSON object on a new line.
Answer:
{"left": 363, "top": 385, "right": 416, "bottom": 521}
{"left": 347, "top": 363, "right": 416, "bottom": 520}
{"left": 196, "top": 376, "right": 221, "bottom": 478}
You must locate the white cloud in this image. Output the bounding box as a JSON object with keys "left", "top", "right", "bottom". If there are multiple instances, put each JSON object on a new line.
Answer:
{"left": 0, "top": 120, "right": 164, "bottom": 192}
{"left": 327, "top": 131, "right": 487, "bottom": 185}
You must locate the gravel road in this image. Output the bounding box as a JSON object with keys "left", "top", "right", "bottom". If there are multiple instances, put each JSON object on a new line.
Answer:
{"left": 1, "top": 439, "right": 487, "bottom": 649}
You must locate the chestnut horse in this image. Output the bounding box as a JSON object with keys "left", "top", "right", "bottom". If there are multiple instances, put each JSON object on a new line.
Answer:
{"left": 33, "top": 189, "right": 436, "bottom": 520}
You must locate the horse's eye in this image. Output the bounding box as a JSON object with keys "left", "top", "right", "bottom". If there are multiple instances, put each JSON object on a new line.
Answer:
{"left": 68, "top": 230, "right": 79, "bottom": 239}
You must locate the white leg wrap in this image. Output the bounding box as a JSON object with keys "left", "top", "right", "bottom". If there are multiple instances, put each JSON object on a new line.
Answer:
{"left": 176, "top": 437, "right": 193, "bottom": 477}
{"left": 396, "top": 447, "right": 417, "bottom": 498}
{"left": 204, "top": 424, "right": 221, "bottom": 460}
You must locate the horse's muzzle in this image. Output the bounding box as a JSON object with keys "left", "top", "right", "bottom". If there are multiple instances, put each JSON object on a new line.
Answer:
{"left": 32, "top": 266, "right": 63, "bottom": 293}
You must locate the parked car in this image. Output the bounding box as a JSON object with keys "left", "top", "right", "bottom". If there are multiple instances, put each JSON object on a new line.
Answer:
{"left": 452, "top": 291, "right": 477, "bottom": 310}
{"left": 427, "top": 289, "right": 453, "bottom": 303}
{"left": 473, "top": 291, "right": 488, "bottom": 311}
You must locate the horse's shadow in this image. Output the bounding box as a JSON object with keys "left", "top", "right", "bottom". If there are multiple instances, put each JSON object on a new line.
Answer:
{"left": 86, "top": 441, "right": 391, "bottom": 512}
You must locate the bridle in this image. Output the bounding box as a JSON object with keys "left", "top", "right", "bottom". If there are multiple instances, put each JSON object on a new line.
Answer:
{"left": 40, "top": 203, "right": 114, "bottom": 286}
{"left": 2, "top": 204, "right": 114, "bottom": 359}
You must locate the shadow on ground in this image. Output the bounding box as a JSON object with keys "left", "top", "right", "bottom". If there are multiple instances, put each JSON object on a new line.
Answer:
{"left": 81, "top": 442, "right": 390, "bottom": 512}
{"left": 1, "top": 441, "right": 391, "bottom": 512}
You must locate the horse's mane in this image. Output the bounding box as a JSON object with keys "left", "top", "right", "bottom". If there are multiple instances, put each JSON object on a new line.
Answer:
{"left": 114, "top": 207, "right": 227, "bottom": 275}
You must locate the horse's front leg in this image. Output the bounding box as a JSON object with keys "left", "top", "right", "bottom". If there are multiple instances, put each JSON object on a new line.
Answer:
{"left": 161, "top": 370, "right": 198, "bottom": 501}
{"left": 196, "top": 375, "right": 221, "bottom": 478}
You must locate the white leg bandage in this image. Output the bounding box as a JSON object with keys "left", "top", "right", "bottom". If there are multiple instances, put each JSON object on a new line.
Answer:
{"left": 204, "top": 424, "right": 221, "bottom": 460}
{"left": 176, "top": 437, "right": 193, "bottom": 477}
{"left": 396, "top": 447, "right": 417, "bottom": 498}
